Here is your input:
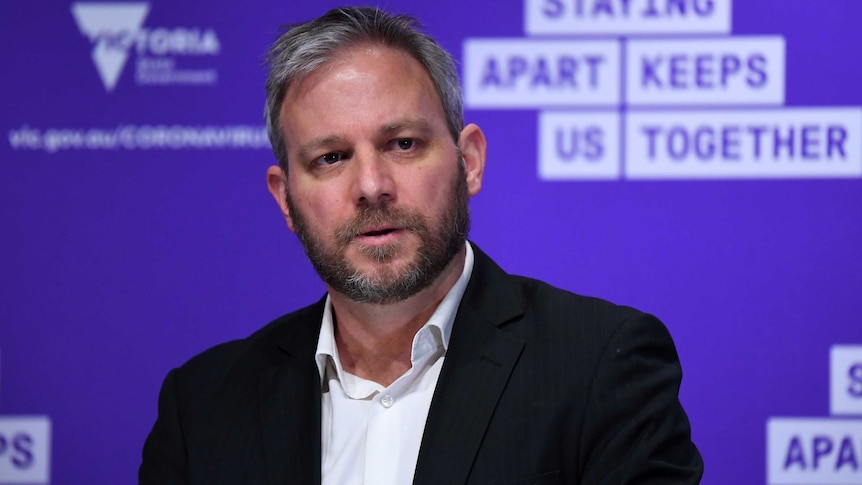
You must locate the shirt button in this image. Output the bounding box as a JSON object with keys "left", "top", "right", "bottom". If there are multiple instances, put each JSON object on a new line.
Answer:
{"left": 380, "top": 394, "right": 394, "bottom": 408}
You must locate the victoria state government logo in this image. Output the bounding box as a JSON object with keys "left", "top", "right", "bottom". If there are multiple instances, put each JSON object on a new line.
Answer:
{"left": 71, "top": 2, "right": 221, "bottom": 91}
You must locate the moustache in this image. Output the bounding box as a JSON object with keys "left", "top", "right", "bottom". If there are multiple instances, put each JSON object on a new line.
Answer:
{"left": 334, "top": 205, "right": 427, "bottom": 246}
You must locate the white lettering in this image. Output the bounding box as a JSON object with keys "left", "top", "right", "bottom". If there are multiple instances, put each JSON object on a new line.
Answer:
{"left": 526, "top": 0, "right": 731, "bottom": 35}
{"left": 627, "top": 108, "right": 862, "bottom": 179}
{"left": 464, "top": 39, "right": 620, "bottom": 108}
{"left": 628, "top": 37, "right": 785, "bottom": 105}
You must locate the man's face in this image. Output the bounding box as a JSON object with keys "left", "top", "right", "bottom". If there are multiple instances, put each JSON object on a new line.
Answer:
{"left": 270, "top": 45, "right": 483, "bottom": 304}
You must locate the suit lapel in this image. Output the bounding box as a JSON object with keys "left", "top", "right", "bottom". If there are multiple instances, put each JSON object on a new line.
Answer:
{"left": 413, "top": 245, "right": 526, "bottom": 485}
{"left": 252, "top": 246, "right": 523, "bottom": 485}
{"left": 258, "top": 301, "right": 325, "bottom": 485}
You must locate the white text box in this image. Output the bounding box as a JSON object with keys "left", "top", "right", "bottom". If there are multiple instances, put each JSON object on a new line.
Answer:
{"left": 832, "top": 345, "right": 862, "bottom": 417}
{"left": 626, "top": 108, "right": 862, "bottom": 179}
{"left": 539, "top": 111, "right": 621, "bottom": 180}
{"left": 627, "top": 37, "right": 785, "bottom": 106}
{"left": 768, "top": 417, "right": 862, "bottom": 484}
{"left": 463, "top": 39, "right": 620, "bottom": 108}
{"left": 525, "top": 0, "right": 731, "bottom": 35}
{"left": 0, "top": 416, "right": 51, "bottom": 484}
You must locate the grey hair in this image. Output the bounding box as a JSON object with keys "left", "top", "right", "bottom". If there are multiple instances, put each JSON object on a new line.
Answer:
{"left": 264, "top": 6, "right": 464, "bottom": 174}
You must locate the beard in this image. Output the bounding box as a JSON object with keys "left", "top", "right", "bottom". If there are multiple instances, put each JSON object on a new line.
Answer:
{"left": 286, "top": 160, "right": 470, "bottom": 304}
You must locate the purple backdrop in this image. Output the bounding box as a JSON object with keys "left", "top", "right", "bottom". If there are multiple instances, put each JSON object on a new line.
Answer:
{"left": 2, "top": 0, "right": 861, "bottom": 483}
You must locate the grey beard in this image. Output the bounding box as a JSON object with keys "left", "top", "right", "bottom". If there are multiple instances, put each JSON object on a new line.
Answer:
{"left": 286, "top": 161, "right": 470, "bottom": 304}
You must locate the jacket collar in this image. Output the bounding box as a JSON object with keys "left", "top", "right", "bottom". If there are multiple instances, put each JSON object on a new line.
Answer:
{"left": 258, "top": 242, "right": 526, "bottom": 485}
{"left": 413, "top": 243, "right": 526, "bottom": 484}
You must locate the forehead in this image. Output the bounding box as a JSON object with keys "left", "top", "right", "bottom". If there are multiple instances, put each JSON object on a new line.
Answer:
{"left": 298, "top": 42, "right": 432, "bottom": 86}
{"left": 278, "top": 44, "right": 447, "bottom": 142}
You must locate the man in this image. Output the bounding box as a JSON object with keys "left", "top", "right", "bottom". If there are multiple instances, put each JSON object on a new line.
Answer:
{"left": 140, "top": 6, "right": 703, "bottom": 484}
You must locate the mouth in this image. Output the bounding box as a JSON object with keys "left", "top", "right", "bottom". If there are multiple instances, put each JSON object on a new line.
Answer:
{"left": 353, "top": 226, "right": 407, "bottom": 247}
{"left": 362, "top": 227, "right": 398, "bottom": 237}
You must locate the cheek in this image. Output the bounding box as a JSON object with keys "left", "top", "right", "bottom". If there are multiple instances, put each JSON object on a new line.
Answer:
{"left": 294, "top": 190, "right": 348, "bottom": 226}
{"left": 417, "top": 167, "right": 457, "bottom": 200}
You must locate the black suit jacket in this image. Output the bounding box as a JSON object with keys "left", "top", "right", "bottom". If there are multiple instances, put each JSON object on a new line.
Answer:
{"left": 140, "top": 245, "right": 703, "bottom": 484}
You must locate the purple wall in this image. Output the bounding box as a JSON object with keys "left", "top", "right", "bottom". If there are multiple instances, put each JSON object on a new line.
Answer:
{"left": 1, "top": 0, "right": 861, "bottom": 483}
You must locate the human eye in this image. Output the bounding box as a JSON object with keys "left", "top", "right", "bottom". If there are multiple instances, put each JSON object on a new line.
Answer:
{"left": 314, "top": 152, "right": 344, "bottom": 166}
{"left": 389, "top": 138, "right": 422, "bottom": 153}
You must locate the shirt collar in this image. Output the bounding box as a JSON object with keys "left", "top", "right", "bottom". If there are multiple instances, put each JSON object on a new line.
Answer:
{"left": 314, "top": 241, "right": 475, "bottom": 384}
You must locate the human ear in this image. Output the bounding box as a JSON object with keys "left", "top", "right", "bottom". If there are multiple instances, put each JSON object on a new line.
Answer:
{"left": 265, "top": 165, "right": 296, "bottom": 233}
{"left": 458, "top": 123, "right": 487, "bottom": 196}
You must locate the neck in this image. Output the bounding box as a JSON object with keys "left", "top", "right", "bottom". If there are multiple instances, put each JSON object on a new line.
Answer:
{"left": 328, "top": 246, "right": 466, "bottom": 387}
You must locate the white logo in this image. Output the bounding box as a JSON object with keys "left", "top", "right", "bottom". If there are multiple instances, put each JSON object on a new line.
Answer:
{"left": 71, "top": 3, "right": 150, "bottom": 91}
{"left": 71, "top": 2, "right": 221, "bottom": 92}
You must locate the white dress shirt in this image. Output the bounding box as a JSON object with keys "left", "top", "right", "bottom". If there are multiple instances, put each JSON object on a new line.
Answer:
{"left": 314, "top": 242, "right": 475, "bottom": 485}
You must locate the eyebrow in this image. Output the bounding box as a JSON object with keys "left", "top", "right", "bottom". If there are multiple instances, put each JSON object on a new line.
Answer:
{"left": 296, "top": 135, "right": 343, "bottom": 163}
{"left": 380, "top": 118, "right": 434, "bottom": 137}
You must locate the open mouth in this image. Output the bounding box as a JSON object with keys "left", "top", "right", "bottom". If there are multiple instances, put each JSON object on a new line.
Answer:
{"left": 362, "top": 228, "right": 398, "bottom": 237}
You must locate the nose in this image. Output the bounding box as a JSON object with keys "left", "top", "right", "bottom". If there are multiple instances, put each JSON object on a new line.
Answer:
{"left": 350, "top": 146, "right": 395, "bottom": 207}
